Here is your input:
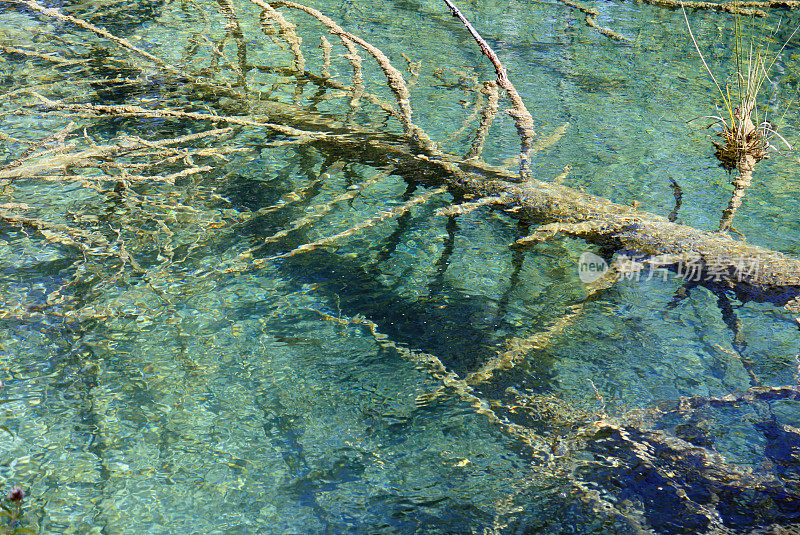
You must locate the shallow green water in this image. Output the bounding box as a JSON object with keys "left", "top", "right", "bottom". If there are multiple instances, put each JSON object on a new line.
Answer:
{"left": 0, "top": 0, "right": 800, "bottom": 532}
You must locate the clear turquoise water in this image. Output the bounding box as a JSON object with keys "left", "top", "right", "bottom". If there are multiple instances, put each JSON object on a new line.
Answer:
{"left": 1, "top": 0, "right": 800, "bottom": 532}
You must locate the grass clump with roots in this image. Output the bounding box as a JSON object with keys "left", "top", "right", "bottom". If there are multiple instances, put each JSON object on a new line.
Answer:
{"left": 683, "top": 4, "right": 799, "bottom": 232}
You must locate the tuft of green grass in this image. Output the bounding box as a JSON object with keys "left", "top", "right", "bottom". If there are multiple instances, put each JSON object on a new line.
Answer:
{"left": 682, "top": 3, "right": 799, "bottom": 230}
{"left": 683, "top": 4, "right": 798, "bottom": 155}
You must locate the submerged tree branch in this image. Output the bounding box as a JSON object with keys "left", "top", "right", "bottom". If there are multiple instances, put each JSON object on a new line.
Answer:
{"left": 442, "top": 0, "right": 537, "bottom": 176}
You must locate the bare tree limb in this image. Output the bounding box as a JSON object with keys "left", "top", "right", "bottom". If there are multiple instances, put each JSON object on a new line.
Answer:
{"left": 442, "top": 0, "right": 536, "bottom": 176}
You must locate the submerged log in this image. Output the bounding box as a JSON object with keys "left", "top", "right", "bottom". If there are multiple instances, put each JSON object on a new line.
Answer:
{"left": 288, "top": 102, "right": 800, "bottom": 310}
{"left": 14, "top": 0, "right": 800, "bottom": 312}
{"left": 31, "top": 92, "right": 800, "bottom": 312}
{"left": 260, "top": 0, "right": 800, "bottom": 311}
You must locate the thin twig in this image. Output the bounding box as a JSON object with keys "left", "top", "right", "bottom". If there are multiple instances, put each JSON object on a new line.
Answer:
{"left": 557, "top": 0, "right": 633, "bottom": 41}
{"left": 263, "top": 186, "right": 447, "bottom": 260}
{"left": 29, "top": 93, "right": 326, "bottom": 138}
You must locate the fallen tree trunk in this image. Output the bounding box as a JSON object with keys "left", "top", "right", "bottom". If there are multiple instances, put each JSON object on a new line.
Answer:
{"left": 12, "top": 0, "right": 800, "bottom": 314}
{"left": 451, "top": 162, "right": 800, "bottom": 307}
{"left": 262, "top": 97, "right": 800, "bottom": 310}
{"left": 29, "top": 93, "right": 800, "bottom": 312}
